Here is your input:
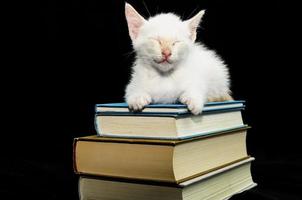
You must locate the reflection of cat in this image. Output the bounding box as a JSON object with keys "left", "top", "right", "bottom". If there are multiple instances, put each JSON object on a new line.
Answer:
{"left": 124, "top": 3, "right": 232, "bottom": 115}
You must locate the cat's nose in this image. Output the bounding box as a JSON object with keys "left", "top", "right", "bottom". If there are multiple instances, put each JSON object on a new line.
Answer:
{"left": 162, "top": 49, "right": 172, "bottom": 59}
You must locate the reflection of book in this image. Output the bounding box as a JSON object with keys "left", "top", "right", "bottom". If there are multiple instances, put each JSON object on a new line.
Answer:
{"left": 74, "top": 127, "right": 249, "bottom": 183}
{"left": 95, "top": 101, "right": 245, "bottom": 139}
{"left": 79, "top": 158, "right": 256, "bottom": 200}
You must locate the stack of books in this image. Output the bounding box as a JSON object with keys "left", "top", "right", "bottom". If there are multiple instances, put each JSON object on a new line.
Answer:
{"left": 73, "top": 100, "right": 256, "bottom": 200}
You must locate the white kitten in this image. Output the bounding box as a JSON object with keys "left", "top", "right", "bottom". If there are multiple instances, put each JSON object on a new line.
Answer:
{"left": 124, "top": 3, "right": 232, "bottom": 115}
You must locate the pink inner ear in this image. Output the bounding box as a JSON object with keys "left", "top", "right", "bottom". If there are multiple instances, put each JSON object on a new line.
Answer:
{"left": 189, "top": 25, "right": 198, "bottom": 41}
{"left": 187, "top": 10, "right": 205, "bottom": 41}
{"left": 125, "top": 4, "right": 145, "bottom": 40}
{"left": 129, "top": 18, "right": 144, "bottom": 39}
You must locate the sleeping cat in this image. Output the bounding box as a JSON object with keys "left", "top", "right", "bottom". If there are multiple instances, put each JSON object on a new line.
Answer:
{"left": 124, "top": 3, "right": 232, "bottom": 115}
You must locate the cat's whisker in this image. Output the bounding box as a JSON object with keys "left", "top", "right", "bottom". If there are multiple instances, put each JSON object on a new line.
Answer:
{"left": 142, "top": 0, "right": 152, "bottom": 17}
{"left": 186, "top": 6, "right": 200, "bottom": 20}
{"left": 137, "top": 55, "right": 162, "bottom": 60}
{"left": 156, "top": 5, "right": 159, "bottom": 14}
{"left": 137, "top": 53, "right": 162, "bottom": 58}
{"left": 199, "top": 25, "right": 205, "bottom": 30}
{"left": 122, "top": 50, "right": 136, "bottom": 58}
{"left": 181, "top": 12, "right": 186, "bottom": 20}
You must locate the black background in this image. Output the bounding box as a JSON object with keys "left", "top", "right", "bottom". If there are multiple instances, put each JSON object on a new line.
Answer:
{"left": 3, "top": 0, "right": 301, "bottom": 199}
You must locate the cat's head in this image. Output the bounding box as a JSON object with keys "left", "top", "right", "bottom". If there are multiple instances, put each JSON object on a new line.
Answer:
{"left": 125, "top": 3, "right": 205, "bottom": 73}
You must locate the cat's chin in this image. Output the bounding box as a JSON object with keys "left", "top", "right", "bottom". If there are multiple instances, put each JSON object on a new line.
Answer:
{"left": 152, "top": 62, "right": 175, "bottom": 74}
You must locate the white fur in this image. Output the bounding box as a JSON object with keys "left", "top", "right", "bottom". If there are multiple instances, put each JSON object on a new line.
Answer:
{"left": 124, "top": 3, "right": 231, "bottom": 115}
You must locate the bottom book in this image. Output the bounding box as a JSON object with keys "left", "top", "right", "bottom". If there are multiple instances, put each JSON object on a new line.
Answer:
{"left": 78, "top": 157, "right": 256, "bottom": 200}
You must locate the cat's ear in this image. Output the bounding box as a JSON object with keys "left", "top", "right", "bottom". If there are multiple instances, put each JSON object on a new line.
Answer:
{"left": 125, "top": 3, "right": 146, "bottom": 41}
{"left": 186, "top": 10, "right": 205, "bottom": 41}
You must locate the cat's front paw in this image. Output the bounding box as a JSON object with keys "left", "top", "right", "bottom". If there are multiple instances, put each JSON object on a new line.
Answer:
{"left": 127, "top": 93, "right": 152, "bottom": 112}
{"left": 179, "top": 95, "right": 204, "bottom": 115}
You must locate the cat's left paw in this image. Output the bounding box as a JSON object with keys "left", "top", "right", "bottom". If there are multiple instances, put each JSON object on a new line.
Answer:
{"left": 179, "top": 95, "right": 204, "bottom": 115}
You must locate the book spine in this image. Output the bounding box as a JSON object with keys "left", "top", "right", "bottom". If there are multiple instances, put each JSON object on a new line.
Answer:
{"left": 94, "top": 113, "right": 101, "bottom": 136}
{"left": 73, "top": 138, "right": 79, "bottom": 173}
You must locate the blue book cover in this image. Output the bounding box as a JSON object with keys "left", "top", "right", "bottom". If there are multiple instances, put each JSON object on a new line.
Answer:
{"left": 95, "top": 100, "right": 245, "bottom": 116}
{"left": 97, "top": 100, "right": 245, "bottom": 108}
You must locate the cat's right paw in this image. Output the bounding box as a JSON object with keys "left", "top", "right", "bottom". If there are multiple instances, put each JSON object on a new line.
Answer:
{"left": 127, "top": 93, "right": 152, "bottom": 112}
{"left": 179, "top": 95, "right": 204, "bottom": 115}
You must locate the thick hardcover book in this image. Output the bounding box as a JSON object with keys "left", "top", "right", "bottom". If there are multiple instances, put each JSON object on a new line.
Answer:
{"left": 79, "top": 157, "right": 256, "bottom": 200}
{"left": 95, "top": 101, "right": 246, "bottom": 139}
{"left": 74, "top": 126, "right": 250, "bottom": 183}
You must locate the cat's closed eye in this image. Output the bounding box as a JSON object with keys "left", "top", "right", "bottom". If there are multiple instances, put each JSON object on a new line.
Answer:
{"left": 149, "top": 38, "right": 180, "bottom": 46}
{"left": 149, "top": 38, "right": 161, "bottom": 44}
{"left": 172, "top": 41, "right": 180, "bottom": 46}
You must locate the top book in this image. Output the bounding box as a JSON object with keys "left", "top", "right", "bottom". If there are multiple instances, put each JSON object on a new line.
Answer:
{"left": 95, "top": 100, "right": 246, "bottom": 140}
{"left": 96, "top": 100, "right": 245, "bottom": 115}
